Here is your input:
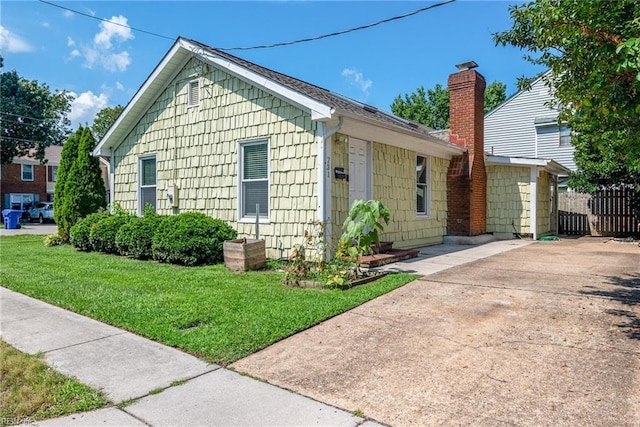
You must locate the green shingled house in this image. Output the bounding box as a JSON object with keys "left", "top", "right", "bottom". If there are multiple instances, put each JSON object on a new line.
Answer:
{"left": 93, "top": 37, "right": 567, "bottom": 258}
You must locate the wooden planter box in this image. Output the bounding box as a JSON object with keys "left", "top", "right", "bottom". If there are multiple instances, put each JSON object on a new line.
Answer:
{"left": 223, "top": 239, "right": 266, "bottom": 271}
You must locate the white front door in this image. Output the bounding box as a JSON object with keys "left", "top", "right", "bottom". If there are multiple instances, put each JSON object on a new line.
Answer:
{"left": 349, "top": 138, "right": 371, "bottom": 207}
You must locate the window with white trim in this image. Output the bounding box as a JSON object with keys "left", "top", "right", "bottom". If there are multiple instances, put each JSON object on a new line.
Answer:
{"left": 187, "top": 79, "right": 200, "bottom": 107}
{"left": 139, "top": 156, "right": 156, "bottom": 214}
{"left": 559, "top": 126, "right": 571, "bottom": 146}
{"left": 416, "top": 155, "right": 429, "bottom": 215}
{"left": 21, "top": 164, "right": 34, "bottom": 181}
{"left": 239, "top": 140, "right": 269, "bottom": 221}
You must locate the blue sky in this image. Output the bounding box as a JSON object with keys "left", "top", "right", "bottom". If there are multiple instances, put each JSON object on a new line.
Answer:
{"left": 1, "top": 0, "right": 545, "bottom": 129}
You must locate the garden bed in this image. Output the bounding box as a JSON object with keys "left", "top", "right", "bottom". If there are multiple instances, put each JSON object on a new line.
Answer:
{"left": 298, "top": 271, "right": 388, "bottom": 290}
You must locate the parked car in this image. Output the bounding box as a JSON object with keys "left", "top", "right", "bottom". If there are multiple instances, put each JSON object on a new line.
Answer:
{"left": 28, "top": 202, "right": 55, "bottom": 223}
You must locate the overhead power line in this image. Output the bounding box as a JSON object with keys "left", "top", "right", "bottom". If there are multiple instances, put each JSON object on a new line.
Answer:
{"left": 218, "top": 0, "right": 456, "bottom": 50}
{"left": 38, "top": 0, "right": 456, "bottom": 51}
{"left": 0, "top": 111, "right": 50, "bottom": 123}
{"left": 38, "top": 0, "right": 174, "bottom": 41}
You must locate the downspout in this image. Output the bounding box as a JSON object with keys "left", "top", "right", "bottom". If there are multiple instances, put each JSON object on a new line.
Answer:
{"left": 530, "top": 167, "right": 538, "bottom": 240}
{"left": 317, "top": 116, "right": 344, "bottom": 259}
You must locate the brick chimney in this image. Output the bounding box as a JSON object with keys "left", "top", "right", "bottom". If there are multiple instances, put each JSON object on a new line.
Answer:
{"left": 446, "top": 62, "right": 487, "bottom": 236}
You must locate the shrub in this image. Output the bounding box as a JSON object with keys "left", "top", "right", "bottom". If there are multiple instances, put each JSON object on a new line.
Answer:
{"left": 152, "top": 212, "right": 236, "bottom": 266}
{"left": 69, "top": 210, "right": 111, "bottom": 251}
{"left": 57, "top": 127, "right": 107, "bottom": 240}
{"left": 43, "top": 233, "right": 64, "bottom": 247}
{"left": 90, "top": 214, "right": 132, "bottom": 254}
{"left": 116, "top": 215, "right": 164, "bottom": 259}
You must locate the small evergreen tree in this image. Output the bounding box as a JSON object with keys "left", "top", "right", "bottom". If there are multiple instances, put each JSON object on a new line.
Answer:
{"left": 54, "top": 128, "right": 80, "bottom": 240}
{"left": 59, "top": 127, "right": 107, "bottom": 237}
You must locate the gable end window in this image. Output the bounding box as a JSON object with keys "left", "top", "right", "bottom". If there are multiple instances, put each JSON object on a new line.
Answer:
{"left": 138, "top": 156, "right": 157, "bottom": 214}
{"left": 187, "top": 79, "right": 200, "bottom": 107}
{"left": 559, "top": 126, "right": 571, "bottom": 147}
{"left": 416, "top": 155, "right": 429, "bottom": 216}
{"left": 239, "top": 139, "right": 269, "bottom": 222}
{"left": 21, "top": 164, "right": 34, "bottom": 181}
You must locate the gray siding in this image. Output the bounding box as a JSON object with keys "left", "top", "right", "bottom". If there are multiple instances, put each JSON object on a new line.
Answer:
{"left": 485, "top": 77, "right": 576, "bottom": 171}
{"left": 536, "top": 126, "right": 576, "bottom": 170}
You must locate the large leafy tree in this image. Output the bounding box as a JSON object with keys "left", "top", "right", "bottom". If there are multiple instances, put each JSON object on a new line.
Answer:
{"left": 0, "top": 58, "right": 72, "bottom": 165}
{"left": 493, "top": 0, "right": 640, "bottom": 194}
{"left": 91, "top": 105, "right": 124, "bottom": 141}
{"left": 391, "top": 81, "right": 507, "bottom": 130}
{"left": 58, "top": 127, "right": 107, "bottom": 240}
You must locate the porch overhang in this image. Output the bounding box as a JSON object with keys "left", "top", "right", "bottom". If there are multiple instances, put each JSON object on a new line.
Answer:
{"left": 329, "top": 113, "right": 465, "bottom": 159}
{"left": 486, "top": 155, "right": 571, "bottom": 176}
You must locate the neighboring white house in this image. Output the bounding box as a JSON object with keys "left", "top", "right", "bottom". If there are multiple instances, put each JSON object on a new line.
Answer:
{"left": 485, "top": 72, "right": 575, "bottom": 178}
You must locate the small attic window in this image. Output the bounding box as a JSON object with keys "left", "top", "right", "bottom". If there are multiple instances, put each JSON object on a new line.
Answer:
{"left": 187, "top": 79, "right": 200, "bottom": 107}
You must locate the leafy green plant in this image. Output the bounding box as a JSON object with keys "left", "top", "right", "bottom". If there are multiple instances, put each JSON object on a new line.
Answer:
{"left": 339, "top": 199, "right": 390, "bottom": 261}
{"left": 69, "top": 210, "right": 110, "bottom": 252}
{"left": 90, "top": 213, "right": 132, "bottom": 254}
{"left": 116, "top": 215, "right": 164, "bottom": 260}
{"left": 152, "top": 212, "right": 236, "bottom": 266}
{"left": 43, "top": 233, "right": 64, "bottom": 247}
{"left": 282, "top": 220, "right": 328, "bottom": 286}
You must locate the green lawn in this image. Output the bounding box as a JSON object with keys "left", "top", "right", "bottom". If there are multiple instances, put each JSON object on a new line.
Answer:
{"left": 0, "top": 235, "right": 416, "bottom": 365}
{"left": 0, "top": 340, "right": 108, "bottom": 421}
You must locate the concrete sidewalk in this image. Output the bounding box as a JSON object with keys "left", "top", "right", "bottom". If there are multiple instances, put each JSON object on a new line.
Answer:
{"left": 375, "top": 238, "right": 533, "bottom": 275}
{"left": 0, "top": 288, "right": 366, "bottom": 427}
{"left": 0, "top": 223, "right": 58, "bottom": 236}
{"left": 0, "top": 239, "right": 531, "bottom": 426}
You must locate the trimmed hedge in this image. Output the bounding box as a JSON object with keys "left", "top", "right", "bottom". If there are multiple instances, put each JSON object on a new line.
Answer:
{"left": 69, "top": 210, "right": 111, "bottom": 251}
{"left": 152, "top": 212, "right": 236, "bottom": 266}
{"left": 90, "top": 214, "right": 131, "bottom": 254}
{"left": 115, "top": 215, "right": 163, "bottom": 260}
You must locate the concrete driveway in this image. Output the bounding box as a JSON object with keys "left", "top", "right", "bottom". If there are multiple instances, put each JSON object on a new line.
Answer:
{"left": 232, "top": 237, "right": 640, "bottom": 426}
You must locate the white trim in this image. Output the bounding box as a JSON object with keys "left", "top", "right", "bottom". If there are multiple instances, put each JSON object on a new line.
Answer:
{"left": 486, "top": 155, "right": 570, "bottom": 175}
{"left": 186, "top": 40, "right": 333, "bottom": 121}
{"left": 416, "top": 154, "right": 431, "bottom": 218}
{"left": 237, "top": 137, "right": 270, "bottom": 224}
{"left": 338, "top": 111, "right": 464, "bottom": 159}
{"left": 530, "top": 167, "right": 538, "bottom": 240}
{"left": 187, "top": 78, "right": 200, "bottom": 107}
{"left": 109, "top": 156, "right": 115, "bottom": 209}
{"left": 21, "top": 164, "right": 34, "bottom": 181}
{"left": 94, "top": 41, "right": 187, "bottom": 157}
{"left": 138, "top": 154, "right": 157, "bottom": 216}
{"left": 317, "top": 122, "right": 326, "bottom": 225}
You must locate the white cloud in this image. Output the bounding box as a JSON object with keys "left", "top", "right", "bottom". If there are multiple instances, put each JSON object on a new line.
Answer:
{"left": 115, "top": 81, "right": 124, "bottom": 91}
{"left": 63, "top": 10, "right": 74, "bottom": 18}
{"left": 42, "top": 22, "right": 51, "bottom": 28}
{"left": 70, "top": 49, "right": 80, "bottom": 57}
{"left": 0, "top": 25, "right": 34, "bottom": 53}
{"left": 341, "top": 68, "right": 373, "bottom": 95}
{"left": 104, "top": 51, "right": 131, "bottom": 72}
{"left": 94, "top": 15, "right": 134, "bottom": 49}
{"left": 68, "top": 91, "right": 109, "bottom": 128}
{"left": 73, "top": 15, "right": 134, "bottom": 73}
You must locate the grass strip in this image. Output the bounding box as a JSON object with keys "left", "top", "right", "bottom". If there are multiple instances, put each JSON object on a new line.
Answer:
{"left": 0, "top": 340, "right": 109, "bottom": 421}
{"left": 0, "top": 235, "right": 417, "bottom": 365}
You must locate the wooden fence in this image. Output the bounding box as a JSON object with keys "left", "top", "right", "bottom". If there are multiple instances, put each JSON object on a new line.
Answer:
{"left": 558, "top": 187, "right": 639, "bottom": 236}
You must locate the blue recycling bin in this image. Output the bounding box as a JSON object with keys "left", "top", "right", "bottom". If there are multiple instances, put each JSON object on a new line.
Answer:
{"left": 2, "top": 209, "right": 22, "bottom": 229}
